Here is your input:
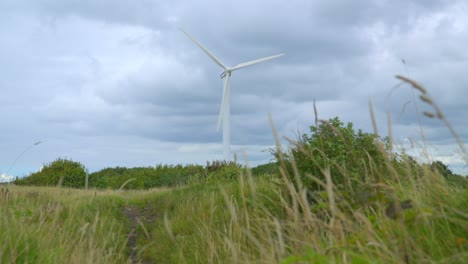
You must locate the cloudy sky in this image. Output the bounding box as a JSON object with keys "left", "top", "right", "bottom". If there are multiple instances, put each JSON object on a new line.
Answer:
{"left": 1, "top": 0, "right": 467, "bottom": 180}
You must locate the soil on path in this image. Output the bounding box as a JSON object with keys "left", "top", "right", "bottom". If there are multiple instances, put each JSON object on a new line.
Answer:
{"left": 123, "top": 205, "right": 158, "bottom": 264}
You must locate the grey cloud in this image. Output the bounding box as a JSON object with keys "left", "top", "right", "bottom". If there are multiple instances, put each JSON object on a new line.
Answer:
{"left": 0, "top": 0, "right": 466, "bottom": 176}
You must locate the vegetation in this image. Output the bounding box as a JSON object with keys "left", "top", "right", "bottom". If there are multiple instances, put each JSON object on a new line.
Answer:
{"left": 430, "top": 160, "right": 468, "bottom": 188}
{"left": 14, "top": 158, "right": 87, "bottom": 188}
{"left": 279, "top": 116, "right": 388, "bottom": 193}
{"left": 88, "top": 164, "right": 205, "bottom": 189}
{"left": 0, "top": 186, "right": 133, "bottom": 263}
{"left": 126, "top": 115, "right": 467, "bottom": 263}
{"left": 13, "top": 160, "right": 247, "bottom": 190}
{"left": 133, "top": 171, "right": 467, "bottom": 263}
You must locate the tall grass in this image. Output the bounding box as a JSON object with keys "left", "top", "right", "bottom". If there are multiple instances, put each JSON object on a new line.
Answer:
{"left": 139, "top": 76, "right": 467, "bottom": 263}
{"left": 145, "top": 166, "right": 466, "bottom": 263}
{"left": 0, "top": 186, "right": 162, "bottom": 263}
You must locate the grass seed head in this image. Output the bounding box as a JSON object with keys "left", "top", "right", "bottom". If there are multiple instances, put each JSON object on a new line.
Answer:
{"left": 423, "top": 112, "right": 435, "bottom": 118}
{"left": 395, "top": 75, "right": 428, "bottom": 94}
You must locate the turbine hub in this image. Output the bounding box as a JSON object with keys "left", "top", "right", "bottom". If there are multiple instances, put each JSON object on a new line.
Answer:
{"left": 220, "top": 70, "right": 232, "bottom": 78}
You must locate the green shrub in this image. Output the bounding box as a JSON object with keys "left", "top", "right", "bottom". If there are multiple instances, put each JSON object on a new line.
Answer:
{"left": 205, "top": 164, "right": 244, "bottom": 184}
{"left": 251, "top": 162, "right": 279, "bottom": 176}
{"left": 276, "top": 117, "right": 388, "bottom": 193}
{"left": 88, "top": 164, "right": 205, "bottom": 189}
{"left": 14, "top": 158, "right": 87, "bottom": 188}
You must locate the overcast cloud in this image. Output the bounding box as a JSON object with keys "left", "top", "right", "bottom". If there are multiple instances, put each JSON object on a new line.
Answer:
{"left": 1, "top": 0, "right": 467, "bottom": 179}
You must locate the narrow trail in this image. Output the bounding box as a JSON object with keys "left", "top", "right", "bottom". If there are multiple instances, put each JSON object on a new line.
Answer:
{"left": 123, "top": 206, "right": 142, "bottom": 264}
{"left": 123, "top": 204, "right": 158, "bottom": 264}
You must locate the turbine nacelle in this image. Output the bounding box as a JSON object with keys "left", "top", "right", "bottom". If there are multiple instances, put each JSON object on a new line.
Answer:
{"left": 220, "top": 69, "right": 232, "bottom": 78}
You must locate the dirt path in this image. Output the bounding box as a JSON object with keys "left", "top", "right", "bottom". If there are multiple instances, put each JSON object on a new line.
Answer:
{"left": 123, "top": 205, "right": 158, "bottom": 264}
{"left": 123, "top": 206, "right": 142, "bottom": 263}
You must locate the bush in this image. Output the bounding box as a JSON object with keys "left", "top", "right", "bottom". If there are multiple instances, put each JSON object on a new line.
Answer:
{"left": 276, "top": 117, "right": 388, "bottom": 193}
{"left": 14, "top": 158, "right": 87, "bottom": 188}
{"left": 88, "top": 164, "right": 205, "bottom": 190}
{"left": 205, "top": 164, "right": 244, "bottom": 184}
{"left": 251, "top": 162, "right": 279, "bottom": 176}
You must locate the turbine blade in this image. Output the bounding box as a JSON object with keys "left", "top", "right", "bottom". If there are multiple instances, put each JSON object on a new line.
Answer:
{"left": 217, "top": 74, "right": 230, "bottom": 131}
{"left": 180, "top": 29, "right": 228, "bottom": 70}
{"left": 231, "top": 53, "right": 284, "bottom": 71}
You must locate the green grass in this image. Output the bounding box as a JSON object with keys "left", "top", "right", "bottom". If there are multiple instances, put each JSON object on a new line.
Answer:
{"left": 2, "top": 164, "right": 467, "bottom": 263}
{"left": 131, "top": 170, "right": 467, "bottom": 263}
{"left": 0, "top": 186, "right": 166, "bottom": 263}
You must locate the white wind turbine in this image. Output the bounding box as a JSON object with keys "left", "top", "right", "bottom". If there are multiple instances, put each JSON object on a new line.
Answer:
{"left": 182, "top": 29, "right": 284, "bottom": 161}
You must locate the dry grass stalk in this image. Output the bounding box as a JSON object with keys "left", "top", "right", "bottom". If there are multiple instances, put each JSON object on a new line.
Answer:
{"left": 419, "top": 94, "right": 433, "bottom": 105}
{"left": 118, "top": 178, "right": 136, "bottom": 191}
{"left": 368, "top": 98, "right": 378, "bottom": 135}
{"left": 313, "top": 99, "right": 318, "bottom": 127}
{"left": 395, "top": 75, "right": 467, "bottom": 162}
{"left": 395, "top": 75, "right": 427, "bottom": 94}
{"left": 387, "top": 113, "right": 393, "bottom": 154}
{"left": 269, "top": 113, "right": 285, "bottom": 165}
{"left": 164, "top": 213, "right": 176, "bottom": 242}
{"left": 1, "top": 187, "right": 10, "bottom": 205}
{"left": 423, "top": 112, "right": 435, "bottom": 118}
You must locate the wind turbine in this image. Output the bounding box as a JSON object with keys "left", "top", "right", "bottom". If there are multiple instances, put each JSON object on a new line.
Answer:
{"left": 181, "top": 29, "right": 283, "bottom": 161}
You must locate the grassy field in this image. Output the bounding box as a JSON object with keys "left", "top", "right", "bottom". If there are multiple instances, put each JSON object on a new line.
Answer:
{"left": 3, "top": 168, "right": 466, "bottom": 263}
{"left": 0, "top": 185, "right": 168, "bottom": 263}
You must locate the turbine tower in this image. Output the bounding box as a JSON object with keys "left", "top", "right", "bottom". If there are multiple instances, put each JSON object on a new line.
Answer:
{"left": 182, "top": 29, "right": 283, "bottom": 161}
